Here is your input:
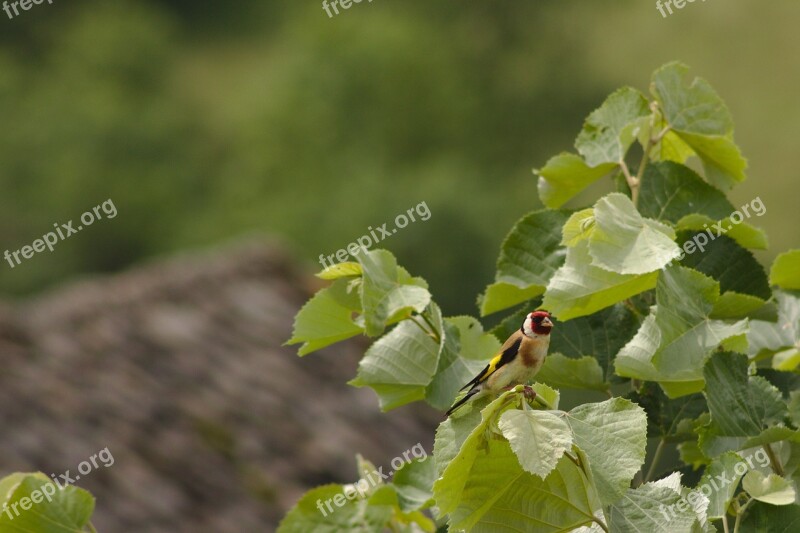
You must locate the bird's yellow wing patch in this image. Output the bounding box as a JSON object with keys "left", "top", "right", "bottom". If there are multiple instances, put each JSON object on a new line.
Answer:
{"left": 477, "top": 351, "right": 504, "bottom": 382}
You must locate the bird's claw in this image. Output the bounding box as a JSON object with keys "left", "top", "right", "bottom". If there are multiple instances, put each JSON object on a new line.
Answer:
{"left": 522, "top": 385, "right": 537, "bottom": 400}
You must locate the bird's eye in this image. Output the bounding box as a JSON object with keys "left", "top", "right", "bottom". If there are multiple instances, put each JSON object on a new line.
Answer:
{"left": 533, "top": 316, "right": 542, "bottom": 323}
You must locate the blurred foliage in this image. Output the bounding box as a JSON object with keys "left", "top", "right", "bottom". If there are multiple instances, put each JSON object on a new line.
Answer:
{"left": 1, "top": 0, "right": 798, "bottom": 315}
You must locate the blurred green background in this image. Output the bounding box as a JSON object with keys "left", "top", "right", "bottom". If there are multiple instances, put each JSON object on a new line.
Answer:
{"left": 2, "top": 0, "right": 798, "bottom": 314}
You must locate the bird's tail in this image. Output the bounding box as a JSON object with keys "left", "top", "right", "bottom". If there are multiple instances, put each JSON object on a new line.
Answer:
{"left": 445, "top": 388, "right": 480, "bottom": 417}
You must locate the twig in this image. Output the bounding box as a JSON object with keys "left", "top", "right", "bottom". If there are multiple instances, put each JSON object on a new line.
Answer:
{"left": 763, "top": 443, "right": 785, "bottom": 476}
{"left": 644, "top": 438, "right": 666, "bottom": 483}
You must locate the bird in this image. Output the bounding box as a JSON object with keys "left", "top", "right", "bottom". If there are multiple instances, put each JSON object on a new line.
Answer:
{"left": 445, "top": 310, "right": 553, "bottom": 417}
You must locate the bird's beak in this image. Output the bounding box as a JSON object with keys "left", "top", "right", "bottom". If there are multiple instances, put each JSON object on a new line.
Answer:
{"left": 542, "top": 317, "right": 553, "bottom": 327}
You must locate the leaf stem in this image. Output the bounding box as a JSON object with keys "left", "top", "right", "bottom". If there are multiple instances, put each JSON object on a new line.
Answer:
{"left": 733, "top": 497, "right": 753, "bottom": 533}
{"left": 722, "top": 514, "right": 730, "bottom": 533}
{"left": 408, "top": 315, "right": 437, "bottom": 341}
{"left": 593, "top": 517, "right": 610, "bottom": 533}
{"left": 644, "top": 438, "right": 666, "bottom": 483}
{"left": 763, "top": 443, "right": 785, "bottom": 476}
{"left": 419, "top": 311, "right": 441, "bottom": 343}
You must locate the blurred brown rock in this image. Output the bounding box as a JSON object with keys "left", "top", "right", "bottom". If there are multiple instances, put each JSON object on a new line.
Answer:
{"left": 0, "top": 241, "right": 440, "bottom": 532}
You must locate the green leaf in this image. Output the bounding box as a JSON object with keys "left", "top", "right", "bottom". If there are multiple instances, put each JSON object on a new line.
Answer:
{"left": 588, "top": 193, "right": 680, "bottom": 275}
{"left": 742, "top": 470, "right": 797, "bottom": 505}
{"left": 316, "top": 261, "right": 362, "bottom": 280}
{"left": 638, "top": 162, "right": 734, "bottom": 223}
{"left": 615, "top": 266, "right": 749, "bottom": 397}
{"left": 498, "top": 409, "right": 573, "bottom": 478}
{"left": 543, "top": 239, "right": 658, "bottom": 320}
{"left": 392, "top": 458, "right": 436, "bottom": 512}
{"left": 357, "top": 249, "right": 431, "bottom": 337}
{"left": 548, "top": 303, "right": 640, "bottom": 381}
{"left": 565, "top": 398, "right": 648, "bottom": 505}
{"left": 628, "top": 382, "right": 707, "bottom": 440}
{"left": 770, "top": 250, "right": 800, "bottom": 290}
{"left": 575, "top": 87, "right": 651, "bottom": 167}
{"left": 434, "top": 392, "right": 520, "bottom": 516}
{"left": 675, "top": 214, "right": 767, "bottom": 250}
{"left": 679, "top": 234, "right": 771, "bottom": 301}
{"left": 607, "top": 477, "right": 698, "bottom": 533}
{"left": 537, "top": 354, "right": 608, "bottom": 392}
{"left": 349, "top": 314, "right": 440, "bottom": 411}
{"left": 277, "top": 484, "right": 396, "bottom": 533}
{"left": 479, "top": 210, "right": 570, "bottom": 316}
{"left": 738, "top": 501, "right": 800, "bottom": 531}
{"left": 0, "top": 473, "right": 95, "bottom": 533}
{"left": 287, "top": 279, "right": 364, "bottom": 356}
{"left": 651, "top": 62, "right": 746, "bottom": 190}
{"left": 536, "top": 153, "right": 617, "bottom": 209}
{"left": 703, "top": 352, "right": 787, "bottom": 438}
{"left": 426, "top": 315, "right": 499, "bottom": 410}
{"left": 698, "top": 452, "right": 746, "bottom": 519}
{"left": 440, "top": 441, "right": 603, "bottom": 532}
{"left": 433, "top": 405, "right": 484, "bottom": 477}
{"left": 747, "top": 290, "right": 800, "bottom": 369}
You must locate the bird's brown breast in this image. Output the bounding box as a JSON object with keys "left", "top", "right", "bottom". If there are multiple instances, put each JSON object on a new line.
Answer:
{"left": 520, "top": 335, "right": 549, "bottom": 367}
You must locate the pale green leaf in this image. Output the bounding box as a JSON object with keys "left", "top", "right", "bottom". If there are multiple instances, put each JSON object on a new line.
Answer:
{"left": 498, "top": 409, "right": 573, "bottom": 478}
{"left": 607, "top": 480, "right": 696, "bottom": 533}
{"left": 349, "top": 317, "right": 440, "bottom": 411}
{"left": 277, "top": 484, "right": 396, "bottom": 533}
{"left": 588, "top": 193, "right": 680, "bottom": 275}
{"left": 742, "top": 470, "right": 797, "bottom": 505}
{"left": 316, "top": 261, "right": 362, "bottom": 280}
{"left": 565, "top": 398, "right": 647, "bottom": 506}
{"left": 392, "top": 458, "right": 436, "bottom": 512}
{"left": 287, "top": 280, "right": 364, "bottom": 356}
{"left": 542, "top": 239, "right": 658, "bottom": 320}
{"left": 561, "top": 208, "right": 595, "bottom": 246}
{"left": 697, "top": 452, "right": 746, "bottom": 519}
{"left": 0, "top": 473, "right": 95, "bottom": 533}
{"left": 747, "top": 291, "right": 800, "bottom": 367}
{"left": 575, "top": 87, "right": 651, "bottom": 167}
{"left": 536, "top": 153, "right": 616, "bottom": 209}
{"left": 770, "top": 250, "right": 800, "bottom": 290}
{"left": 615, "top": 266, "right": 748, "bottom": 396}
{"left": 357, "top": 249, "right": 431, "bottom": 337}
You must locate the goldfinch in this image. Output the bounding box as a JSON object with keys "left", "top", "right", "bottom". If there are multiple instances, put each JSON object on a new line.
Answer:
{"left": 446, "top": 310, "right": 553, "bottom": 416}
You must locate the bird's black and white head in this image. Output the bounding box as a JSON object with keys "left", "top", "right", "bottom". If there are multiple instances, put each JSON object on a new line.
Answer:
{"left": 522, "top": 310, "right": 553, "bottom": 338}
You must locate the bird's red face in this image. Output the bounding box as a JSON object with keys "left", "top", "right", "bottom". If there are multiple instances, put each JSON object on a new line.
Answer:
{"left": 522, "top": 310, "right": 553, "bottom": 337}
